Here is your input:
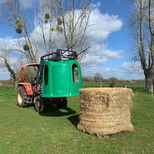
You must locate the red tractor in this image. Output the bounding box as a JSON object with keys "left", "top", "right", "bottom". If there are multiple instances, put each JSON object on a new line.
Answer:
{"left": 17, "top": 63, "right": 41, "bottom": 108}
{"left": 16, "top": 49, "right": 83, "bottom": 113}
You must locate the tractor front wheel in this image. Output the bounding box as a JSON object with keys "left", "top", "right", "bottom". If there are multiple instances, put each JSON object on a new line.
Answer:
{"left": 17, "top": 87, "right": 28, "bottom": 107}
{"left": 34, "top": 96, "right": 45, "bottom": 113}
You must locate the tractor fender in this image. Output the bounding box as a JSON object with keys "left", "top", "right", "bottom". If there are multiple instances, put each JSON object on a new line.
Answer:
{"left": 18, "top": 83, "right": 33, "bottom": 95}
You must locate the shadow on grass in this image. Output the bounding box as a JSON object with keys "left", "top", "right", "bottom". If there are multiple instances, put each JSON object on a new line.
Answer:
{"left": 68, "top": 114, "right": 79, "bottom": 127}
{"left": 39, "top": 104, "right": 76, "bottom": 117}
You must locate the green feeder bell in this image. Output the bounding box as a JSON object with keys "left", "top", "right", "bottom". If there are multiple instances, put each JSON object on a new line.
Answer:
{"left": 42, "top": 60, "right": 82, "bottom": 97}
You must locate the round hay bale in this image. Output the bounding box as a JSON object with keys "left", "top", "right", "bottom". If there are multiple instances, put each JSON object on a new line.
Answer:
{"left": 77, "top": 88, "right": 134, "bottom": 136}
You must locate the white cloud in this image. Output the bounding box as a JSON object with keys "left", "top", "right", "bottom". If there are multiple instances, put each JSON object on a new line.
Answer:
{"left": 0, "top": 37, "right": 29, "bottom": 80}
{"left": 82, "top": 61, "right": 144, "bottom": 80}
{"left": 102, "top": 68, "right": 121, "bottom": 78}
{"left": 81, "top": 8, "right": 123, "bottom": 69}
{"left": 19, "top": 0, "right": 36, "bottom": 8}
{"left": 83, "top": 44, "right": 123, "bottom": 67}
{"left": 0, "top": 69, "right": 9, "bottom": 80}
{"left": 87, "top": 8, "right": 123, "bottom": 41}
{"left": 31, "top": 7, "right": 123, "bottom": 65}
{"left": 92, "top": 2, "right": 101, "bottom": 9}
{"left": 0, "top": 0, "right": 9, "bottom": 5}
{"left": 0, "top": 37, "right": 23, "bottom": 51}
{"left": 0, "top": 58, "right": 5, "bottom": 68}
{"left": 82, "top": 66, "right": 122, "bottom": 79}
{"left": 120, "top": 61, "right": 144, "bottom": 79}
{"left": 0, "top": 0, "right": 36, "bottom": 9}
{"left": 0, "top": 55, "right": 28, "bottom": 80}
{"left": 31, "top": 22, "right": 65, "bottom": 51}
{"left": 0, "top": 4, "right": 125, "bottom": 80}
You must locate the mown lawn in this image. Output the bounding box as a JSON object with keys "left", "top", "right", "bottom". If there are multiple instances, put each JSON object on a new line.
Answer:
{"left": 0, "top": 83, "right": 154, "bottom": 154}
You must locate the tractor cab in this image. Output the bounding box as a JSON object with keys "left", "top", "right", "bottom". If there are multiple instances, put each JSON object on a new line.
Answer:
{"left": 20, "top": 63, "right": 40, "bottom": 82}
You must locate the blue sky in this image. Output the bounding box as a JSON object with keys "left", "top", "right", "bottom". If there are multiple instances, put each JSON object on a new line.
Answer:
{"left": 0, "top": 0, "right": 144, "bottom": 80}
{"left": 100, "top": 0, "right": 132, "bottom": 67}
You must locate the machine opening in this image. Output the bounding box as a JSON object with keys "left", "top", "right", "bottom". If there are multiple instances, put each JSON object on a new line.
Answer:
{"left": 72, "top": 64, "right": 79, "bottom": 83}
{"left": 44, "top": 65, "right": 49, "bottom": 85}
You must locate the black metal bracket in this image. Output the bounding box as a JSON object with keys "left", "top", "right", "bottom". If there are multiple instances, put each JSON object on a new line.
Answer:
{"left": 40, "top": 49, "right": 78, "bottom": 62}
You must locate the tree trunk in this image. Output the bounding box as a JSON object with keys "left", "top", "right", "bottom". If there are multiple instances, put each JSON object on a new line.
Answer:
{"left": 144, "top": 71, "right": 154, "bottom": 92}
{"left": 151, "top": 66, "right": 154, "bottom": 93}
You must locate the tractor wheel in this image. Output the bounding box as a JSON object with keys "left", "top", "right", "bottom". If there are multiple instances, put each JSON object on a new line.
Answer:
{"left": 34, "top": 96, "right": 45, "bottom": 113}
{"left": 17, "top": 87, "right": 28, "bottom": 107}
{"left": 57, "top": 97, "right": 67, "bottom": 109}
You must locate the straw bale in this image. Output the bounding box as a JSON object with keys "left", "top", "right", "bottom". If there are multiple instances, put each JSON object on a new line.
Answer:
{"left": 77, "top": 88, "right": 134, "bottom": 136}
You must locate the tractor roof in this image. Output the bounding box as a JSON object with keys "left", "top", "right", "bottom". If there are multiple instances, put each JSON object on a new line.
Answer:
{"left": 21, "top": 63, "right": 40, "bottom": 68}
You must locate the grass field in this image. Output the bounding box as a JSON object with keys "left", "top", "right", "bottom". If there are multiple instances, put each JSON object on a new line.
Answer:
{"left": 0, "top": 82, "right": 154, "bottom": 154}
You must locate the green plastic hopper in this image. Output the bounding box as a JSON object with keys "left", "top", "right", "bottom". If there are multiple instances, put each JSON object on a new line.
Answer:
{"left": 42, "top": 60, "right": 82, "bottom": 98}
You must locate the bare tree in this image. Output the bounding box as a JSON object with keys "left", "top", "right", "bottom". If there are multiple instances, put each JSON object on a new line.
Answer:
{"left": 39, "top": 0, "right": 91, "bottom": 61}
{"left": 0, "top": 0, "right": 38, "bottom": 63}
{"left": 94, "top": 73, "right": 103, "bottom": 83}
{"left": 0, "top": 0, "right": 91, "bottom": 64}
{"left": 4, "top": 58, "right": 16, "bottom": 82}
{"left": 129, "top": 0, "right": 154, "bottom": 92}
{"left": 54, "top": 0, "right": 91, "bottom": 61}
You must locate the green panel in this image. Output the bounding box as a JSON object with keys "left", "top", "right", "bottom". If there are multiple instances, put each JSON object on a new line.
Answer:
{"left": 42, "top": 60, "right": 82, "bottom": 97}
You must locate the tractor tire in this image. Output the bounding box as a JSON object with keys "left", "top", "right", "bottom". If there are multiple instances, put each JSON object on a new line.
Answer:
{"left": 57, "top": 97, "right": 67, "bottom": 109}
{"left": 17, "top": 87, "right": 28, "bottom": 107}
{"left": 34, "top": 96, "right": 45, "bottom": 113}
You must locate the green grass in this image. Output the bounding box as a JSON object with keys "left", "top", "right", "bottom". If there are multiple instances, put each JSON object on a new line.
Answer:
{"left": 0, "top": 83, "right": 154, "bottom": 154}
